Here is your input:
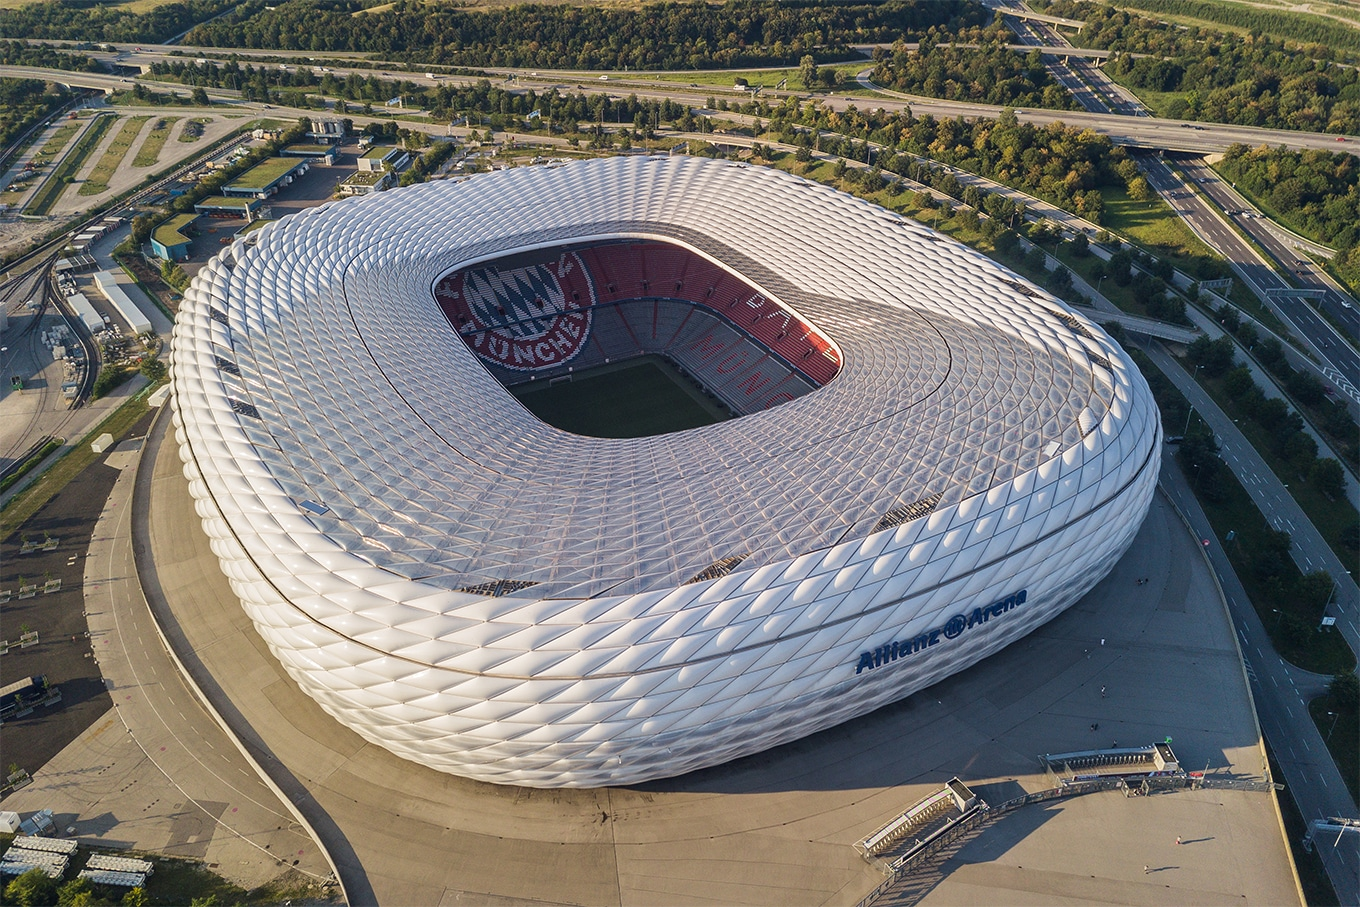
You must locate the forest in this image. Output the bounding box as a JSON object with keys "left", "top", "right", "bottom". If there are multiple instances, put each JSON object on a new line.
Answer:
{"left": 183, "top": 0, "right": 981, "bottom": 69}
{"left": 1038, "top": 1, "right": 1360, "bottom": 133}
{"left": 0, "top": 0, "right": 259, "bottom": 44}
{"left": 0, "top": 78, "right": 73, "bottom": 152}
{"left": 871, "top": 26, "right": 1078, "bottom": 110}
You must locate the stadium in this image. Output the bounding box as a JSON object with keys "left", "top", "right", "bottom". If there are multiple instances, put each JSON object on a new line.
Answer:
{"left": 170, "top": 155, "right": 1161, "bottom": 788}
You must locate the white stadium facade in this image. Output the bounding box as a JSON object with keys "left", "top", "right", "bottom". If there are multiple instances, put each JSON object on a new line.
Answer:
{"left": 170, "top": 156, "right": 1161, "bottom": 788}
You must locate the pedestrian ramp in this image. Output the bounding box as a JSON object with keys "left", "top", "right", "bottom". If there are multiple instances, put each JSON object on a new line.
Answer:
{"left": 1096, "top": 311, "right": 1200, "bottom": 344}
{"left": 855, "top": 777, "right": 982, "bottom": 861}
{"left": 1041, "top": 741, "right": 1181, "bottom": 783}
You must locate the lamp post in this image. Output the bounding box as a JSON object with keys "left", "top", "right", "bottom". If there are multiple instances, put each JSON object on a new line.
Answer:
{"left": 1096, "top": 274, "right": 1105, "bottom": 299}
{"left": 1182, "top": 403, "right": 1195, "bottom": 437}
{"left": 1272, "top": 608, "right": 1283, "bottom": 634}
{"left": 1326, "top": 711, "right": 1339, "bottom": 741}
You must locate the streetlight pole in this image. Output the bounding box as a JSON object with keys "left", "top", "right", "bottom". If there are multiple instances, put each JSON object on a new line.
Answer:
{"left": 1326, "top": 711, "right": 1339, "bottom": 741}
{"left": 1182, "top": 404, "right": 1195, "bottom": 437}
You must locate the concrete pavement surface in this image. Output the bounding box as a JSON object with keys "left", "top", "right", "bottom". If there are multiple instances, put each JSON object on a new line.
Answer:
{"left": 2, "top": 418, "right": 336, "bottom": 893}
{"left": 910, "top": 787, "right": 1300, "bottom": 906}
{"left": 138, "top": 399, "right": 1298, "bottom": 905}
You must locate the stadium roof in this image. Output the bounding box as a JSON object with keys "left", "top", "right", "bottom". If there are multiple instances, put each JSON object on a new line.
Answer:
{"left": 170, "top": 156, "right": 1159, "bottom": 786}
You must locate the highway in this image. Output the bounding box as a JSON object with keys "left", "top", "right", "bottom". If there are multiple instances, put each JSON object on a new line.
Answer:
{"left": 1146, "top": 344, "right": 1360, "bottom": 657}
{"left": 1176, "top": 154, "right": 1360, "bottom": 339}
{"left": 1139, "top": 155, "right": 1360, "bottom": 397}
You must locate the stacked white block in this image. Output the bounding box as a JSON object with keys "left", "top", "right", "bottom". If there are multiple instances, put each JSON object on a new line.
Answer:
{"left": 170, "top": 156, "right": 1160, "bottom": 787}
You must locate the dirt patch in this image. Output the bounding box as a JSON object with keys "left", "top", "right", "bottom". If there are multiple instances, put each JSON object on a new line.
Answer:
{"left": 0, "top": 217, "right": 61, "bottom": 263}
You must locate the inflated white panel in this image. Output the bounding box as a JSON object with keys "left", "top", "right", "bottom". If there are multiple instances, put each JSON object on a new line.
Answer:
{"left": 171, "top": 156, "right": 1160, "bottom": 787}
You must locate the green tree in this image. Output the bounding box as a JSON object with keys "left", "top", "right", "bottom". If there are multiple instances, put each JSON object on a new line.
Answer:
{"left": 5, "top": 869, "right": 58, "bottom": 907}
{"left": 1127, "top": 176, "right": 1153, "bottom": 202}
{"left": 191, "top": 86, "right": 209, "bottom": 106}
{"left": 56, "top": 878, "right": 103, "bottom": 907}
{"left": 1330, "top": 671, "right": 1359, "bottom": 709}
{"left": 1222, "top": 365, "right": 1255, "bottom": 401}
{"left": 799, "top": 55, "right": 819, "bottom": 90}
{"left": 140, "top": 356, "right": 167, "bottom": 382}
{"left": 1186, "top": 335, "right": 1235, "bottom": 377}
{"left": 1311, "top": 458, "right": 1346, "bottom": 500}
{"left": 120, "top": 889, "right": 147, "bottom": 907}
{"left": 1341, "top": 519, "right": 1359, "bottom": 553}
{"left": 130, "top": 214, "right": 155, "bottom": 247}
{"left": 1108, "top": 249, "right": 1133, "bottom": 286}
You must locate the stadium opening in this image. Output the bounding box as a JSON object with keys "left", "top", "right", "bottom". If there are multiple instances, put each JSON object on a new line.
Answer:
{"left": 435, "top": 241, "right": 841, "bottom": 437}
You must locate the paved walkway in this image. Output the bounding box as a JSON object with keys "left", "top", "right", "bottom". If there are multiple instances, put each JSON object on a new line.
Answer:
{"left": 137, "top": 398, "right": 1298, "bottom": 906}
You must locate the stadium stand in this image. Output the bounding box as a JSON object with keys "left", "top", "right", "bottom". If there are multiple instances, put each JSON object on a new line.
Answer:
{"left": 433, "top": 240, "right": 842, "bottom": 416}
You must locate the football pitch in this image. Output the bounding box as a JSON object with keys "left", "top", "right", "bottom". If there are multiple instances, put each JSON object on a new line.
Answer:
{"left": 511, "top": 356, "right": 729, "bottom": 438}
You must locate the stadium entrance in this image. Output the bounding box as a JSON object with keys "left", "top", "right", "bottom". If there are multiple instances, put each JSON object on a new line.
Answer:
{"left": 433, "top": 239, "right": 841, "bottom": 438}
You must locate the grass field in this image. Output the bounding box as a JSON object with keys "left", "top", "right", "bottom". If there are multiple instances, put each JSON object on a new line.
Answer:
{"left": 33, "top": 120, "right": 80, "bottom": 161}
{"left": 78, "top": 115, "right": 149, "bottom": 196}
{"left": 512, "top": 356, "right": 728, "bottom": 438}
{"left": 653, "top": 60, "right": 868, "bottom": 94}
{"left": 25, "top": 113, "right": 115, "bottom": 216}
{"left": 1099, "top": 184, "right": 1218, "bottom": 265}
{"left": 132, "top": 116, "right": 180, "bottom": 167}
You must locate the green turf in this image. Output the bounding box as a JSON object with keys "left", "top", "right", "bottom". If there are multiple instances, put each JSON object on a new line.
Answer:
{"left": 512, "top": 356, "right": 728, "bottom": 438}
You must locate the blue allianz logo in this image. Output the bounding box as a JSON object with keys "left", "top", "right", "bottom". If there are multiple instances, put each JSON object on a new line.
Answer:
{"left": 855, "top": 590, "right": 1028, "bottom": 675}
